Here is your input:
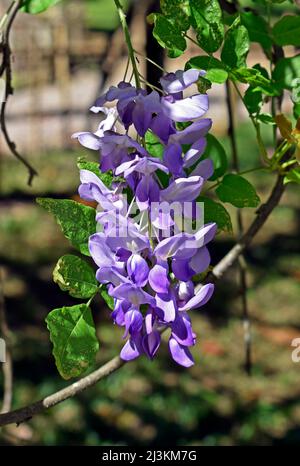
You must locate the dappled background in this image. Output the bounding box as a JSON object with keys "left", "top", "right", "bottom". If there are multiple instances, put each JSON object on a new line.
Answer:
{"left": 0, "top": 0, "right": 300, "bottom": 445}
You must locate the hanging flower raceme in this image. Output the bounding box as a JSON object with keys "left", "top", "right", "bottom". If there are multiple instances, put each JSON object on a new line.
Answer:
{"left": 73, "top": 68, "right": 216, "bottom": 368}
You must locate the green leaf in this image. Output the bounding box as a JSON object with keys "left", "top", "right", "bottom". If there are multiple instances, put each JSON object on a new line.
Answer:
{"left": 244, "top": 87, "right": 263, "bottom": 115}
{"left": 231, "top": 67, "right": 279, "bottom": 96}
{"left": 53, "top": 255, "right": 98, "bottom": 299}
{"left": 216, "top": 174, "right": 260, "bottom": 208}
{"left": 240, "top": 11, "right": 272, "bottom": 52}
{"left": 273, "top": 55, "right": 300, "bottom": 90}
{"left": 37, "top": 198, "right": 96, "bottom": 255}
{"left": 152, "top": 14, "right": 186, "bottom": 57}
{"left": 294, "top": 102, "right": 300, "bottom": 119}
{"left": 22, "top": 0, "right": 61, "bottom": 14}
{"left": 284, "top": 168, "right": 300, "bottom": 185}
{"left": 202, "top": 134, "right": 228, "bottom": 181}
{"left": 256, "top": 113, "right": 275, "bottom": 125}
{"left": 160, "top": 0, "right": 191, "bottom": 32}
{"left": 46, "top": 304, "right": 99, "bottom": 380}
{"left": 145, "top": 131, "right": 164, "bottom": 159}
{"left": 198, "top": 196, "right": 232, "bottom": 233}
{"left": 99, "top": 286, "right": 114, "bottom": 310}
{"left": 186, "top": 56, "right": 228, "bottom": 84}
{"left": 273, "top": 15, "right": 300, "bottom": 46}
{"left": 190, "top": 0, "right": 224, "bottom": 53}
{"left": 221, "top": 18, "right": 249, "bottom": 69}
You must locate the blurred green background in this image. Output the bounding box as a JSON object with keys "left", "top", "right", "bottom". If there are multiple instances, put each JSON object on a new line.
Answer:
{"left": 0, "top": 0, "right": 300, "bottom": 446}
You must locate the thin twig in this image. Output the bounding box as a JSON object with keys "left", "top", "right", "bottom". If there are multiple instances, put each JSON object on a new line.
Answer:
{"left": 0, "top": 0, "right": 37, "bottom": 186}
{"left": 225, "top": 80, "right": 252, "bottom": 375}
{"left": 210, "top": 174, "right": 285, "bottom": 281}
{"left": 0, "top": 267, "right": 13, "bottom": 414}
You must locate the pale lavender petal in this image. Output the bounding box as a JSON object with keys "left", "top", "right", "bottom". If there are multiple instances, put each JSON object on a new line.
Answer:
{"left": 161, "top": 69, "right": 205, "bottom": 94}
{"left": 120, "top": 337, "right": 142, "bottom": 361}
{"left": 161, "top": 176, "right": 203, "bottom": 202}
{"left": 80, "top": 169, "right": 110, "bottom": 195}
{"left": 169, "top": 337, "right": 194, "bottom": 367}
{"left": 179, "top": 283, "right": 214, "bottom": 311}
{"left": 162, "top": 94, "right": 209, "bottom": 122}
{"left": 148, "top": 265, "right": 170, "bottom": 294}
{"left": 154, "top": 233, "right": 188, "bottom": 260}
{"left": 155, "top": 292, "right": 177, "bottom": 322}
{"left": 72, "top": 132, "right": 101, "bottom": 150}
{"left": 193, "top": 223, "right": 217, "bottom": 248}
{"left": 89, "top": 233, "right": 114, "bottom": 268}
{"left": 145, "top": 309, "right": 154, "bottom": 334}
{"left": 189, "top": 246, "right": 210, "bottom": 274}
{"left": 96, "top": 266, "right": 126, "bottom": 286}
{"left": 111, "top": 283, "right": 156, "bottom": 307}
{"left": 127, "top": 254, "right": 149, "bottom": 287}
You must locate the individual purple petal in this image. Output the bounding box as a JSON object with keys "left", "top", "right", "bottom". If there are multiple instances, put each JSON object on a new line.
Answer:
{"left": 120, "top": 336, "right": 142, "bottom": 361}
{"left": 155, "top": 292, "right": 177, "bottom": 322}
{"left": 163, "top": 143, "right": 184, "bottom": 177}
{"left": 162, "top": 94, "right": 209, "bottom": 122}
{"left": 177, "top": 280, "right": 194, "bottom": 302}
{"left": 80, "top": 169, "right": 110, "bottom": 194}
{"left": 105, "top": 82, "right": 137, "bottom": 102}
{"left": 136, "top": 175, "right": 160, "bottom": 211}
{"left": 154, "top": 233, "right": 189, "bottom": 260}
{"left": 89, "top": 233, "right": 115, "bottom": 268}
{"left": 145, "top": 309, "right": 154, "bottom": 334}
{"left": 72, "top": 132, "right": 101, "bottom": 151}
{"left": 127, "top": 254, "right": 149, "bottom": 287}
{"left": 150, "top": 113, "right": 176, "bottom": 144}
{"left": 189, "top": 246, "right": 211, "bottom": 274}
{"left": 123, "top": 309, "right": 143, "bottom": 338}
{"left": 101, "top": 133, "right": 148, "bottom": 156}
{"left": 111, "top": 299, "right": 130, "bottom": 326}
{"left": 172, "top": 258, "right": 194, "bottom": 281}
{"left": 190, "top": 158, "right": 214, "bottom": 180}
{"left": 142, "top": 331, "right": 161, "bottom": 359}
{"left": 193, "top": 222, "right": 217, "bottom": 248}
{"left": 169, "top": 337, "right": 194, "bottom": 367}
{"left": 171, "top": 313, "right": 195, "bottom": 346}
{"left": 111, "top": 283, "right": 156, "bottom": 307}
{"left": 183, "top": 138, "right": 207, "bottom": 168}
{"left": 148, "top": 265, "right": 170, "bottom": 294}
{"left": 161, "top": 69, "right": 205, "bottom": 94}
{"left": 161, "top": 176, "right": 203, "bottom": 202}
{"left": 96, "top": 266, "right": 126, "bottom": 286}
{"left": 132, "top": 98, "right": 153, "bottom": 137}
{"left": 179, "top": 283, "right": 214, "bottom": 311}
{"left": 169, "top": 119, "right": 212, "bottom": 146}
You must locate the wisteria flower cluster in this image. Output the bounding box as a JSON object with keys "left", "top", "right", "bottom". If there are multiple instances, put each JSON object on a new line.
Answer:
{"left": 72, "top": 69, "right": 217, "bottom": 367}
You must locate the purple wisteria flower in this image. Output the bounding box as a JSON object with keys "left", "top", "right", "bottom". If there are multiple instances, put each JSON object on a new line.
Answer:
{"left": 73, "top": 67, "right": 217, "bottom": 367}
